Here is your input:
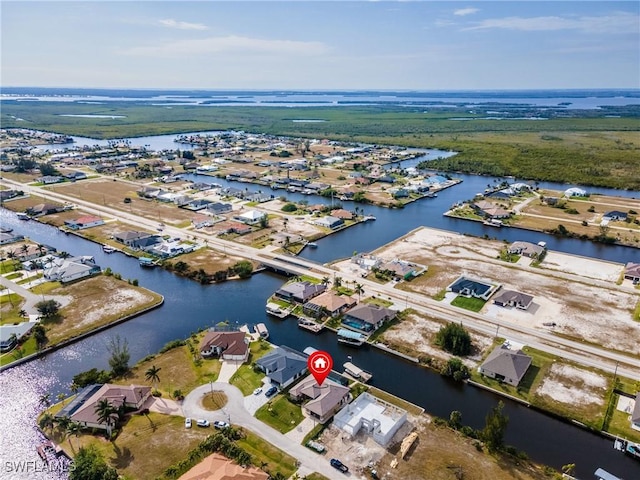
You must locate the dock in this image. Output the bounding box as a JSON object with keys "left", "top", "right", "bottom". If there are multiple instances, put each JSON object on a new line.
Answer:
{"left": 297, "top": 317, "right": 324, "bottom": 333}
{"left": 337, "top": 328, "right": 367, "bottom": 346}
{"left": 255, "top": 323, "right": 269, "bottom": 339}
{"left": 266, "top": 302, "right": 291, "bottom": 318}
{"left": 343, "top": 361, "right": 373, "bottom": 383}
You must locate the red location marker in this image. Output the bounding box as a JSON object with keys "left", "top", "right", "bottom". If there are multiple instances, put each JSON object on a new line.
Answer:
{"left": 308, "top": 350, "right": 333, "bottom": 386}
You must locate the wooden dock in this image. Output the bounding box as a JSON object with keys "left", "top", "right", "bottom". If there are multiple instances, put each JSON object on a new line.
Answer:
{"left": 343, "top": 361, "right": 373, "bottom": 383}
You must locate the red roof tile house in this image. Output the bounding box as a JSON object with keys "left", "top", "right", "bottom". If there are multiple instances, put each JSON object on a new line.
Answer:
{"left": 178, "top": 453, "right": 268, "bottom": 480}
{"left": 64, "top": 215, "right": 105, "bottom": 230}
{"left": 199, "top": 331, "right": 249, "bottom": 362}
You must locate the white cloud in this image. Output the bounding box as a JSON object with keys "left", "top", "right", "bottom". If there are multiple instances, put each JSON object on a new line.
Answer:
{"left": 158, "top": 19, "right": 208, "bottom": 31}
{"left": 120, "top": 35, "right": 329, "bottom": 57}
{"left": 454, "top": 8, "right": 479, "bottom": 17}
{"left": 464, "top": 13, "right": 639, "bottom": 34}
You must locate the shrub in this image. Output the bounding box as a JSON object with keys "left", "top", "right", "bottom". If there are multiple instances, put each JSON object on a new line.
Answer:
{"left": 435, "top": 323, "right": 472, "bottom": 356}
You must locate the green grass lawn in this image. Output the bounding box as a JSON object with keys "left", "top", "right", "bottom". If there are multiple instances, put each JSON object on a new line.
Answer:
{"left": 606, "top": 399, "right": 640, "bottom": 443}
{"left": 450, "top": 295, "right": 486, "bottom": 312}
{"left": 229, "top": 341, "right": 272, "bottom": 396}
{"left": 236, "top": 429, "right": 298, "bottom": 479}
{"left": 0, "top": 336, "right": 38, "bottom": 366}
{"left": 254, "top": 395, "right": 305, "bottom": 434}
{"left": 4, "top": 271, "right": 24, "bottom": 280}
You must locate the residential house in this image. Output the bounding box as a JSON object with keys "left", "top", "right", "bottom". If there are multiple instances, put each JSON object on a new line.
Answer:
{"left": 136, "top": 186, "right": 161, "bottom": 199}
{"left": 0, "top": 190, "right": 20, "bottom": 202}
{"left": 37, "top": 175, "right": 64, "bottom": 184}
{"left": 192, "top": 215, "right": 214, "bottom": 229}
{"left": 255, "top": 346, "right": 308, "bottom": 389}
{"left": 130, "top": 235, "right": 163, "bottom": 251}
{"left": 181, "top": 199, "right": 211, "bottom": 211}
{"left": 378, "top": 259, "right": 419, "bottom": 280}
{"left": 352, "top": 253, "right": 381, "bottom": 271}
{"left": 624, "top": 262, "right": 640, "bottom": 283}
{"left": 64, "top": 215, "right": 104, "bottom": 230}
{"left": 64, "top": 171, "right": 87, "bottom": 181}
{"left": 333, "top": 392, "right": 407, "bottom": 446}
{"left": 199, "top": 331, "right": 249, "bottom": 362}
{"left": 271, "top": 232, "right": 304, "bottom": 247}
{"left": 473, "top": 200, "right": 512, "bottom": 219}
{"left": 478, "top": 345, "right": 532, "bottom": 387}
{"left": 15, "top": 244, "right": 49, "bottom": 261}
{"left": 191, "top": 182, "right": 214, "bottom": 191}
{"left": 342, "top": 303, "right": 396, "bottom": 334}
{"left": 330, "top": 209, "right": 354, "bottom": 220}
{"left": 492, "top": 289, "right": 534, "bottom": 310}
{"left": 303, "top": 291, "right": 356, "bottom": 318}
{"left": 0, "top": 321, "right": 37, "bottom": 352}
{"left": 315, "top": 216, "right": 344, "bottom": 230}
{"left": 0, "top": 232, "right": 24, "bottom": 245}
{"left": 447, "top": 276, "right": 498, "bottom": 301}
{"left": 632, "top": 393, "right": 640, "bottom": 429}
{"left": 55, "top": 384, "right": 151, "bottom": 431}
{"left": 214, "top": 221, "right": 252, "bottom": 235}
{"left": 113, "top": 231, "right": 152, "bottom": 247}
{"left": 177, "top": 453, "right": 269, "bottom": 480}
{"left": 274, "top": 281, "right": 326, "bottom": 304}
{"left": 603, "top": 211, "right": 628, "bottom": 222}
{"left": 508, "top": 241, "right": 545, "bottom": 258}
{"left": 27, "top": 203, "right": 64, "bottom": 217}
{"left": 235, "top": 210, "right": 266, "bottom": 225}
{"left": 289, "top": 376, "right": 350, "bottom": 424}
{"left": 564, "top": 187, "right": 588, "bottom": 197}
{"left": 391, "top": 188, "right": 409, "bottom": 199}
{"left": 206, "top": 202, "right": 233, "bottom": 215}
{"left": 43, "top": 256, "right": 101, "bottom": 283}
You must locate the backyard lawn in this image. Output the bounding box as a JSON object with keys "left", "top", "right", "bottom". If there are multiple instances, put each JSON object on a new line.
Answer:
{"left": 254, "top": 395, "right": 305, "bottom": 434}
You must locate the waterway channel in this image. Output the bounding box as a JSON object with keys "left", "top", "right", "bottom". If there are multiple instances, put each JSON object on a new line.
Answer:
{"left": 1, "top": 143, "right": 639, "bottom": 479}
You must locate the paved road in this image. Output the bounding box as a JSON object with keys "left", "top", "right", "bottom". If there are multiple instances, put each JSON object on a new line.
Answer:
{"left": 0, "top": 273, "right": 70, "bottom": 316}
{"left": 182, "top": 382, "right": 349, "bottom": 480}
{"left": 4, "top": 178, "right": 639, "bottom": 378}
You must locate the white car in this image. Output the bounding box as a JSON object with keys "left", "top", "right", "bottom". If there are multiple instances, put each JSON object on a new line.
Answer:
{"left": 185, "top": 417, "right": 192, "bottom": 429}
{"left": 253, "top": 387, "right": 263, "bottom": 395}
{"left": 214, "top": 420, "right": 230, "bottom": 429}
{"left": 196, "top": 419, "right": 210, "bottom": 428}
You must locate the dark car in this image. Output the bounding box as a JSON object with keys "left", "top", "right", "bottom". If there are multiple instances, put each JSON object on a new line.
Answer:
{"left": 265, "top": 386, "right": 278, "bottom": 398}
{"left": 330, "top": 458, "right": 349, "bottom": 473}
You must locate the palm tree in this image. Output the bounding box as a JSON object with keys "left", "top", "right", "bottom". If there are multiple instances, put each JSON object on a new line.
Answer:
{"left": 94, "top": 398, "right": 116, "bottom": 438}
{"left": 38, "top": 412, "right": 55, "bottom": 433}
{"left": 39, "top": 393, "right": 51, "bottom": 408}
{"left": 354, "top": 283, "right": 364, "bottom": 301}
{"left": 19, "top": 309, "right": 27, "bottom": 318}
{"left": 145, "top": 365, "right": 161, "bottom": 392}
{"left": 333, "top": 276, "right": 342, "bottom": 289}
{"left": 56, "top": 392, "right": 67, "bottom": 406}
{"left": 321, "top": 276, "right": 330, "bottom": 287}
{"left": 37, "top": 244, "right": 46, "bottom": 257}
{"left": 65, "top": 422, "right": 81, "bottom": 452}
{"left": 55, "top": 415, "right": 71, "bottom": 435}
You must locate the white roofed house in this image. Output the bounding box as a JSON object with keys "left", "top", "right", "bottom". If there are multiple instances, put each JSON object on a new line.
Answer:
{"left": 44, "top": 256, "right": 101, "bottom": 284}
{"left": 235, "top": 209, "right": 267, "bottom": 225}
{"left": 64, "top": 215, "right": 105, "bottom": 230}
{"left": 632, "top": 393, "right": 640, "bottom": 430}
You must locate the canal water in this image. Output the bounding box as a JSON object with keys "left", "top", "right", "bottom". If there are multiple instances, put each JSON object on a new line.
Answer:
{"left": 1, "top": 154, "right": 639, "bottom": 478}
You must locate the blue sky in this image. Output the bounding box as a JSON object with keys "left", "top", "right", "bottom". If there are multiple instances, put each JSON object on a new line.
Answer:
{"left": 2, "top": 1, "right": 639, "bottom": 90}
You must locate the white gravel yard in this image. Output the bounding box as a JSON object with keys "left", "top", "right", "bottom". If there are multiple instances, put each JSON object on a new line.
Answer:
{"left": 536, "top": 364, "right": 608, "bottom": 406}
{"left": 542, "top": 251, "right": 624, "bottom": 282}
{"left": 76, "top": 288, "right": 152, "bottom": 327}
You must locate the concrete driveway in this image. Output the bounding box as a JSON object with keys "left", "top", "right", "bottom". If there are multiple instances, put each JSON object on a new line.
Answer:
{"left": 182, "top": 382, "right": 355, "bottom": 479}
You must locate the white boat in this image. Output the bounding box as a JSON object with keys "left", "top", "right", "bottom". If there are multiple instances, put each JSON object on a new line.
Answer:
{"left": 362, "top": 215, "right": 376, "bottom": 222}
{"left": 102, "top": 245, "right": 116, "bottom": 253}
{"left": 266, "top": 302, "right": 290, "bottom": 318}
{"left": 16, "top": 212, "right": 30, "bottom": 220}
{"left": 255, "top": 323, "right": 269, "bottom": 339}
{"left": 307, "top": 242, "right": 318, "bottom": 248}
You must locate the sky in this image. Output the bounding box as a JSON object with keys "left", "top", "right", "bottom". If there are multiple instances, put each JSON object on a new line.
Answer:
{"left": 1, "top": 1, "right": 639, "bottom": 90}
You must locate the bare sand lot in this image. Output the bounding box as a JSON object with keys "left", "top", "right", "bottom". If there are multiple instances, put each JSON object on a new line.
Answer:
{"left": 333, "top": 227, "right": 640, "bottom": 355}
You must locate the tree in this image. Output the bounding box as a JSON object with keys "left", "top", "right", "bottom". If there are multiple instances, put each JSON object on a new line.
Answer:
{"left": 449, "top": 410, "right": 463, "bottom": 430}
{"left": 333, "top": 276, "right": 342, "bottom": 288}
{"left": 354, "top": 283, "right": 364, "bottom": 300}
{"left": 233, "top": 260, "right": 253, "bottom": 279}
{"left": 482, "top": 401, "right": 509, "bottom": 453}
{"left": 70, "top": 446, "right": 119, "bottom": 480}
{"left": 441, "top": 357, "right": 470, "bottom": 381}
{"left": 145, "top": 365, "right": 161, "bottom": 391}
{"left": 94, "top": 399, "right": 117, "bottom": 438}
{"left": 32, "top": 323, "right": 47, "bottom": 348}
{"left": 35, "top": 300, "right": 61, "bottom": 319}
{"left": 39, "top": 393, "right": 51, "bottom": 408}
{"left": 107, "top": 335, "right": 130, "bottom": 377}
{"left": 39, "top": 412, "right": 55, "bottom": 433}
{"left": 281, "top": 203, "right": 297, "bottom": 212}
{"left": 435, "top": 322, "right": 472, "bottom": 356}
{"left": 38, "top": 162, "right": 59, "bottom": 176}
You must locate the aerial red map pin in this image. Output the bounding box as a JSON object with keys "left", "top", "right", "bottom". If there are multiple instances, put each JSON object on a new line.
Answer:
{"left": 308, "top": 350, "right": 333, "bottom": 386}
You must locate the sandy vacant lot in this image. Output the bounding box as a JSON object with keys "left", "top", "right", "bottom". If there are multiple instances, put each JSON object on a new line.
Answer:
{"left": 333, "top": 227, "right": 640, "bottom": 355}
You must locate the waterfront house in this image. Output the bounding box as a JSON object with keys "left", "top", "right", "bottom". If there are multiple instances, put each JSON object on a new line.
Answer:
{"left": 130, "top": 235, "right": 163, "bottom": 251}
{"left": 289, "top": 375, "right": 350, "bottom": 424}
{"left": 342, "top": 303, "right": 396, "bottom": 334}
{"left": 255, "top": 346, "right": 307, "bottom": 389}
{"left": 378, "top": 259, "right": 420, "bottom": 280}
{"left": 113, "top": 230, "right": 152, "bottom": 246}
{"left": 199, "top": 331, "right": 249, "bottom": 362}
{"left": 55, "top": 384, "right": 151, "bottom": 431}
{"left": 0, "top": 190, "right": 21, "bottom": 202}
{"left": 333, "top": 392, "right": 407, "bottom": 446}
{"left": 178, "top": 453, "right": 269, "bottom": 480}
{"left": 64, "top": 215, "right": 104, "bottom": 230}
{"left": 624, "top": 263, "right": 640, "bottom": 283}
{"left": 632, "top": 393, "right": 640, "bottom": 429}
{"left": 478, "top": 345, "right": 532, "bottom": 387}
{"left": 0, "top": 321, "right": 37, "bottom": 352}
{"left": 0, "top": 231, "right": 24, "bottom": 245}
{"left": 564, "top": 187, "right": 588, "bottom": 197}
{"left": 314, "top": 215, "right": 344, "bottom": 230}
{"left": 43, "top": 256, "right": 101, "bottom": 284}
{"left": 473, "top": 200, "right": 512, "bottom": 219}
{"left": 303, "top": 291, "right": 356, "bottom": 318}
{"left": 492, "top": 289, "right": 534, "bottom": 310}
{"left": 27, "top": 203, "right": 64, "bottom": 217}
{"left": 274, "top": 281, "right": 326, "bottom": 304}
{"left": 330, "top": 209, "right": 354, "bottom": 220}
{"left": 508, "top": 241, "right": 545, "bottom": 258}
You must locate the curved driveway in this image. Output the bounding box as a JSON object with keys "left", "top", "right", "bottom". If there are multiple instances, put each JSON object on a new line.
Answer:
{"left": 183, "top": 382, "right": 348, "bottom": 480}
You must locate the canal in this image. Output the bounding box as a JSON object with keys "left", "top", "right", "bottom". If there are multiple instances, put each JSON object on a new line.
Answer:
{"left": 1, "top": 158, "right": 639, "bottom": 479}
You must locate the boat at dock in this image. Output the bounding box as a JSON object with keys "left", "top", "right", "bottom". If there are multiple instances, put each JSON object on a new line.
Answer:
{"left": 614, "top": 438, "right": 640, "bottom": 460}
{"left": 297, "top": 317, "right": 324, "bottom": 333}
{"left": 139, "top": 257, "right": 158, "bottom": 268}
{"left": 266, "top": 302, "right": 291, "bottom": 318}
{"left": 343, "top": 361, "right": 373, "bottom": 383}
{"left": 483, "top": 219, "right": 503, "bottom": 227}
{"left": 362, "top": 215, "right": 376, "bottom": 221}
{"left": 306, "top": 242, "right": 318, "bottom": 248}
{"left": 103, "top": 245, "right": 116, "bottom": 253}
{"left": 16, "top": 212, "right": 30, "bottom": 220}
{"left": 337, "top": 328, "right": 367, "bottom": 346}
{"left": 255, "top": 323, "right": 269, "bottom": 339}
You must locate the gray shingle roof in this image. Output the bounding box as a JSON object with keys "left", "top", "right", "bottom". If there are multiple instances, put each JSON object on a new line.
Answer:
{"left": 481, "top": 346, "right": 532, "bottom": 385}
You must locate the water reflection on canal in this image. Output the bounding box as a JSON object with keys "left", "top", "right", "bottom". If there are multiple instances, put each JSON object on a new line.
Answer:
{"left": 1, "top": 167, "right": 639, "bottom": 478}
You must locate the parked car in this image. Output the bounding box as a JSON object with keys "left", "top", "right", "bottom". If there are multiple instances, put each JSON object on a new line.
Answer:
{"left": 330, "top": 458, "right": 349, "bottom": 473}
{"left": 253, "top": 387, "right": 263, "bottom": 395}
{"left": 213, "top": 420, "right": 230, "bottom": 429}
{"left": 265, "top": 386, "right": 278, "bottom": 398}
{"left": 196, "top": 419, "right": 210, "bottom": 428}
{"left": 184, "top": 417, "right": 192, "bottom": 429}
